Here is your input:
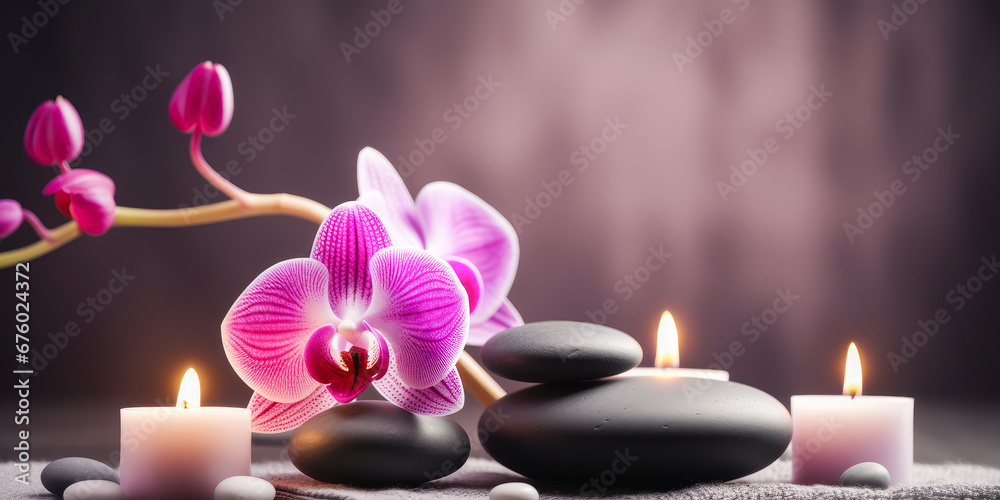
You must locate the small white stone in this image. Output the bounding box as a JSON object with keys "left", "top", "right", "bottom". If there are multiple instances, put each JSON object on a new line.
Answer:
{"left": 63, "top": 480, "right": 124, "bottom": 500}
{"left": 214, "top": 475, "right": 276, "bottom": 500}
{"left": 489, "top": 482, "right": 539, "bottom": 500}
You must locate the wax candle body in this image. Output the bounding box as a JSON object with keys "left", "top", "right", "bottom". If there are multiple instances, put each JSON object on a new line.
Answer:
{"left": 120, "top": 407, "right": 250, "bottom": 500}
{"left": 791, "top": 395, "right": 913, "bottom": 486}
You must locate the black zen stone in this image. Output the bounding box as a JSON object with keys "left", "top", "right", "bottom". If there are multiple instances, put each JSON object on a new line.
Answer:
{"left": 289, "top": 401, "right": 470, "bottom": 487}
{"left": 41, "top": 457, "right": 120, "bottom": 498}
{"left": 480, "top": 321, "right": 642, "bottom": 383}
{"left": 478, "top": 376, "right": 791, "bottom": 487}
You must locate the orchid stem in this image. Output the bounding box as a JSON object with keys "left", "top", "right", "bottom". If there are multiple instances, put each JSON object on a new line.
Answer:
{"left": 456, "top": 350, "right": 506, "bottom": 405}
{"left": 0, "top": 194, "right": 330, "bottom": 269}
{"left": 58, "top": 161, "right": 71, "bottom": 174}
{"left": 21, "top": 209, "right": 57, "bottom": 243}
{"left": 190, "top": 132, "right": 252, "bottom": 206}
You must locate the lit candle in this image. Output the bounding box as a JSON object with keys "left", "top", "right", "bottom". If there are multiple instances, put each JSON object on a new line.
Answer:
{"left": 616, "top": 311, "right": 729, "bottom": 380}
{"left": 791, "top": 343, "right": 914, "bottom": 486}
{"left": 120, "top": 368, "right": 251, "bottom": 500}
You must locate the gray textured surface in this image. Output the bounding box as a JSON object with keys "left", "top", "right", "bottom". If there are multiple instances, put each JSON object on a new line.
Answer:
{"left": 6, "top": 458, "right": 1000, "bottom": 499}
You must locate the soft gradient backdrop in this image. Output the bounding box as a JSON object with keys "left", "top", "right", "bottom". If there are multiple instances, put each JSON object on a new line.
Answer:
{"left": 2, "top": 1, "right": 999, "bottom": 460}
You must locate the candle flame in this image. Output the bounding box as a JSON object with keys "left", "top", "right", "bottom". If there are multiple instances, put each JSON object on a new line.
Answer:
{"left": 843, "top": 343, "right": 862, "bottom": 398}
{"left": 177, "top": 368, "right": 201, "bottom": 409}
{"left": 655, "top": 311, "right": 680, "bottom": 368}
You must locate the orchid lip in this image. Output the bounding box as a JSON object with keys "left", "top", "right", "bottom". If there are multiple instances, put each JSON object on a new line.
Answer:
{"left": 303, "top": 322, "right": 389, "bottom": 403}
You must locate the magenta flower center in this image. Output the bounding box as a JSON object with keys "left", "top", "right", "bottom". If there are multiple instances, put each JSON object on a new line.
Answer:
{"left": 303, "top": 321, "right": 388, "bottom": 403}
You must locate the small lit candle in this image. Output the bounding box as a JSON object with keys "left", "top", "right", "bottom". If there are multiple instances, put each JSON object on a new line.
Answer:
{"left": 791, "top": 343, "right": 914, "bottom": 486}
{"left": 616, "top": 311, "right": 729, "bottom": 380}
{"left": 120, "top": 368, "right": 251, "bottom": 500}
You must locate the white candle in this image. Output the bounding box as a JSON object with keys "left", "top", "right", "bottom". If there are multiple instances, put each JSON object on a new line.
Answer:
{"left": 120, "top": 369, "right": 251, "bottom": 500}
{"left": 615, "top": 311, "right": 730, "bottom": 380}
{"left": 791, "top": 343, "right": 913, "bottom": 486}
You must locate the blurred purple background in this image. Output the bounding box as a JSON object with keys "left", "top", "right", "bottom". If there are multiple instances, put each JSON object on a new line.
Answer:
{"left": 2, "top": 0, "right": 999, "bottom": 450}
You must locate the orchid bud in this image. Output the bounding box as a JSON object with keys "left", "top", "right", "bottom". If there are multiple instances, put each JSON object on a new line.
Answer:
{"left": 169, "top": 61, "right": 234, "bottom": 136}
{"left": 42, "top": 169, "right": 117, "bottom": 236}
{"left": 0, "top": 199, "right": 24, "bottom": 240}
{"left": 24, "top": 96, "right": 84, "bottom": 166}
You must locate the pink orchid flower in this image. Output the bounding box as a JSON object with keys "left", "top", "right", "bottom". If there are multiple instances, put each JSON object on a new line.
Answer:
{"left": 356, "top": 147, "right": 522, "bottom": 345}
{"left": 0, "top": 200, "right": 24, "bottom": 240}
{"left": 169, "top": 61, "right": 234, "bottom": 137}
{"left": 43, "top": 169, "right": 117, "bottom": 236}
{"left": 24, "top": 96, "right": 84, "bottom": 168}
{"left": 221, "top": 202, "right": 469, "bottom": 433}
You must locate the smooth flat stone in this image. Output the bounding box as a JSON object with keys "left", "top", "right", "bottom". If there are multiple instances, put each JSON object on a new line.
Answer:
{"left": 481, "top": 321, "right": 642, "bottom": 383}
{"left": 489, "top": 482, "right": 539, "bottom": 500}
{"left": 479, "top": 376, "right": 790, "bottom": 486}
{"left": 839, "top": 462, "right": 891, "bottom": 489}
{"left": 289, "top": 401, "right": 470, "bottom": 487}
{"left": 63, "top": 480, "right": 124, "bottom": 500}
{"left": 215, "top": 476, "right": 276, "bottom": 500}
{"left": 41, "top": 457, "right": 120, "bottom": 497}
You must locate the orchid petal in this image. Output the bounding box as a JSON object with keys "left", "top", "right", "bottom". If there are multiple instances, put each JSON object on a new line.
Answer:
{"left": 447, "top": 257, "right": 483, "bottom": 314}
{"left": 366, "top": 246, "right": 469, "bottom": 389}
{"left": 358, "top": 190, "right": 423, "bottom": 248}
{"left": 415, "top": 182, "right": 519, "bottom": 325}
{"left": 468, "top": 298, "right": 524, "bottom": 346}
{"left": 356, "top": 147, "right": 423, "bottom": 247}
{"left": 309, "top": 202, "right": 391, "bottom": 320}
{"left": 248, "top": 387, "right": 337, "bottom": 433}
{"left": 222, "top": 258, "right": 338, "bottom": 403}
{"left": 373, "top": 342, "right": 464, "bottom": 416}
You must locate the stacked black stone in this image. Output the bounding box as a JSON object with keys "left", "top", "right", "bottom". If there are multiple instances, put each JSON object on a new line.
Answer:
{"left": 478, "top": 321, "right": 792, "bottom": 488}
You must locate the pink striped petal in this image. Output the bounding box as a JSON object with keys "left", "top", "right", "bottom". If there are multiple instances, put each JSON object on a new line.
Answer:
{"left": 373, "top": 342, "right": 464, "bottom": 416}
{"left": 248, "top": 387, "right": 337, "bottom": 433}
{"left": 356, "top": 147, "right": 424, "bottom": 247}
{"left": 358, "top": 190, "right": 423, "bottom": 248}
{"left": 468, "top": 298, "right": 524, "bottom": 346}
{"left": 310, "top": 202, "right": 391, "bottom": 321}
{"left": 415, "top": 182, "right": 519, "bottom": 325}
{"left": 222, "top": 258, "right": 338, "bottom": 403}
{"left": 366, "top": 246, "right": 469, "bottom": 389}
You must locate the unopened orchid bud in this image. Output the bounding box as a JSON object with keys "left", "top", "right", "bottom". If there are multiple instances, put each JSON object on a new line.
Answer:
{"left": 0, "top": 199, "right": 24, "bottom": 240}
{"left": 169, "top": 61, "right": 234, "bottom": 136}
{"left": 42, "top": 169, "right": 117, "bottom": 236}
{"left": 24, "top": 96, "right": 84, "bottom": 166}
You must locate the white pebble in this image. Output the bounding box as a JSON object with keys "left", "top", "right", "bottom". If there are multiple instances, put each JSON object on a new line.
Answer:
{"left": 215, "top": 475, "right": 276, "bottom": 500}
{"left": 490, "top": 482, "right": 539, "bottom": 500}
{"left": 63, "top": 480, "right": 124, "bottom": 500}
